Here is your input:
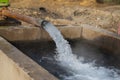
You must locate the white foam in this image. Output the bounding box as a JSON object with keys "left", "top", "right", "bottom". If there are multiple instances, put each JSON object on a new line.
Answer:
{"left": 43, "top": 22, "right": 120, "bottom": 80}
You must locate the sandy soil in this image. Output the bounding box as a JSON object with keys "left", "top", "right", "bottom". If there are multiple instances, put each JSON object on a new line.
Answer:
{"left": 8, "top": 0, "right": 120, "bottom": 33}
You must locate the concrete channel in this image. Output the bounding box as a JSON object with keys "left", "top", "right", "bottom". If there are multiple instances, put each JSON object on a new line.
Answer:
{"left": 0, "top": 24, "right": 120, "bottom": 80}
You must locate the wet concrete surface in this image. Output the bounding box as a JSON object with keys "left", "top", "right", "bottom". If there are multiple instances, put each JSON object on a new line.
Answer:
{"left": 12, "top": 39, "right": 120, "bottom": 79}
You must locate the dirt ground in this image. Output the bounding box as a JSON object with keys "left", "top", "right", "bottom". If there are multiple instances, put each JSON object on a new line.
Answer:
{"left": 9, "top": 0, "right": 120, "bottom": 33}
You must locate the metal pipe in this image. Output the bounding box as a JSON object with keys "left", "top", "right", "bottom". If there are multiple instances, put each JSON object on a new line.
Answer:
{"left": 1, "top": 8, "right": 41, "bottom": 27}
{"left": 41, "top": 20, "right": 49, "bottom": 27}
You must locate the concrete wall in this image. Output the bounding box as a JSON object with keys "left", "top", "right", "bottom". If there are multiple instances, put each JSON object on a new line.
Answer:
{"left": 1, "top": 24, "right": 120, "bottom": 53}
{"left": 0, "top": 50, "right": 32, "bottom": 80}
{"left": 0, "top": 37, "right": 58, "bottom": 80}
{"left": 0, "top": 25, "right": 82, "bottom": 41}
{"left": 0, "top": 24, "right": 119, "bottom": 41}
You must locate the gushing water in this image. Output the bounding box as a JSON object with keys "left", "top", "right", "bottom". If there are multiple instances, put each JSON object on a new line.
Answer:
{"left": 42, "top": 21, "right": 120, "bottom": 80}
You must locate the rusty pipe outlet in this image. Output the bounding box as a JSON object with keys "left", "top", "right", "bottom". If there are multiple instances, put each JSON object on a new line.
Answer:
{"left": 1, "top": 8, "right": 42, "bottom": 27}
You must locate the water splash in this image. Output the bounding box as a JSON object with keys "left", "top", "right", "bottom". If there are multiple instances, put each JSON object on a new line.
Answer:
{"left": 42, "top": 22, "right": 120, "bottom": 80}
